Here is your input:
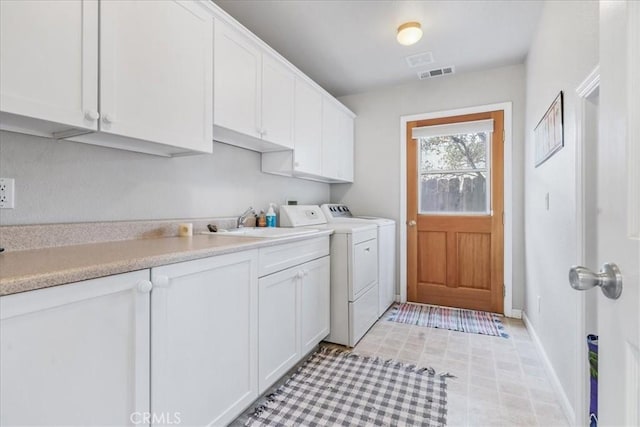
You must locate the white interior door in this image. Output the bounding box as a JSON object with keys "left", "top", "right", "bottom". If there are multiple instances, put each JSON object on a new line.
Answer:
{"left": 596, "top": 1, "right": 640, "bottom": 424}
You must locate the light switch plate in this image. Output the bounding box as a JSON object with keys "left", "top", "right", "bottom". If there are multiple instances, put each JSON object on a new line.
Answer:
{"left": 0, "top": 178, "right": 15, "bottom": 209}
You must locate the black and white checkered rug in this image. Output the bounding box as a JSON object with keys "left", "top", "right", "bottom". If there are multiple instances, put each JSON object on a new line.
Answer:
{"left": 246, "top": 347, "right": 451, "bottom": 426}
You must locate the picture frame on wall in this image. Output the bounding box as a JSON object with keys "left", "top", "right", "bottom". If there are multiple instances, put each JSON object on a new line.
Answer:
{"left": 534, "top": 91, "right": 564, "bottom": 167}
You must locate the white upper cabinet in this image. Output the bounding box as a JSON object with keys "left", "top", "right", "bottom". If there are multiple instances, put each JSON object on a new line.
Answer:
{"left": 0, "top": 0, "right": 98, "bottom": 136}
{"left": 261, "top": 55, "right": 295, "bottom": 149}
{"left": 338, "top": 110, "right": 355, "bottom": 182}
{"left": 321, "top": 99, "right": 355, "bottom": 183}
{"left": 95, "top": 0, "right": 213, "bottom": 153}
{"left": 213, "top": 18, "right": 261, "bottom": 141}
{"left": 321, "top": 99, "right": 342, "bottom": 180}
{"left": 213, "top": 17, "right": 295, "bottom": 151}
{"left": 293, "top": 79, "right": 324, "bottom": 175}
{"left": 1, "top": 0, "right": 213, "bottom": 156}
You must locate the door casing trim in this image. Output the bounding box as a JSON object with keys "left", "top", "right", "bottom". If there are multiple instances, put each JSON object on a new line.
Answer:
{"left": 399, "top": 102, "right": 514, "bottom": 316}
{"left": 574, "top": 64, "right": 600, "bottom": 427}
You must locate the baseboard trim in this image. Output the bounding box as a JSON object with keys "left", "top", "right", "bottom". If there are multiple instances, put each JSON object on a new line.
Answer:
{"left": 522, "top": 312, "right": 575, "bottom": 425}
{"left": 508, "top": 308, "right": 522, "bottom": 319}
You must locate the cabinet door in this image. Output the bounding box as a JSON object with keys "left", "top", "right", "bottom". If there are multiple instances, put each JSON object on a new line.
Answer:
{"left": 300, "top": 256, "right": 331, "bottom": 354}
{"left": 293, "top": 79, "right": 323, "bottom": 175}
{"left": 261, "top": 55, "right": 295, "bottom": 148}
{"left": 0, "top": 0, "right": 98, "bottom": 133}
{"left": 338, "top": 112, "right": 355, "bottom": 182}
{"left": 321, "top": 99, "right": 342, "bottom": 179}
{"left": 258, "top": 267, "right": 300, "bottom": 393}
{"left": 151, "top": 250, "right": 258, "bottom": 427}
{"left": 100, "top": 0, "right": 213, "bottom": 152}
{"left": 0, "top": 270, "right": 151, "bottom": 427}
{"left": 214, "top": 18, "right": 261, "bottom": 139}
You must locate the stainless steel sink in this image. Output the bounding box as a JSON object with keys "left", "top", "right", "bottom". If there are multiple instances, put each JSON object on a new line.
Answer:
{"left": 204, "top": 227, "right": 320, "bottom": 238}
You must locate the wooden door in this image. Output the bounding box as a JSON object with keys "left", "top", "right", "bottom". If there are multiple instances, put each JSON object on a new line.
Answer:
{"left": 407, "top": 111, "right": 504, "bottom": 313}
{"left": 100, "top": 0, "right": 213, "bottom": 152}
{"left": 0, "top": 270, "right": 151, "bottom": 426}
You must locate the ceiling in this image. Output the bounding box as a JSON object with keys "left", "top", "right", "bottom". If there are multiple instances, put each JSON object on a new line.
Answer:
{"left": 214, "top": 0, "right": 544, "bottom": 97}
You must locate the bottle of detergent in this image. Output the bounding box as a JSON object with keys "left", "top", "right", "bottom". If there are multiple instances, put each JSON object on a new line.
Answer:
{"left": 266, "top": 203, "right": 277, "bottom": 227}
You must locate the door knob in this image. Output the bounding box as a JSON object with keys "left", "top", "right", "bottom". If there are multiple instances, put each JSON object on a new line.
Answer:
{"left": 136, "top": 280, "right": 153, "bottom": 293}
{"left": 569, "top": 263, "right": 623, "bottom": 299}
{"left": 84, "top": 110, "right": 100, "bottom": 121}
{"left": 407, "top": 220, "right": 416, "bottom": 227}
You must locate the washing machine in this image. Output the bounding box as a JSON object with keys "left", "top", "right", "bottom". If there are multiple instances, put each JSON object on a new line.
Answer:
{"left": 321, "top": 204, "right": 396, "bottom": 317}
{"left": 279, "top": 205, "right": 379, "bottom": 347}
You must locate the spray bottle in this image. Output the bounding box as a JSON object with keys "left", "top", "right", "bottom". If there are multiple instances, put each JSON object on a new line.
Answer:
{"left": 266, "top": 203, "right": 277, "bottom": 227}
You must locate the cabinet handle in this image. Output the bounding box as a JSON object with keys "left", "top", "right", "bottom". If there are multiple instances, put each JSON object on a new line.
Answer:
{"left": 103, "top": 114, "right": 115, "bottom": 124}
{"left": 136, "top": 280, "right": 153, "bottom": 293}
{"left": 365, "top": 247, "right": 371, "bottom": 252}
{"left": 153, "top": 275, "right": 170, "bottom": 289}
{"left": 84, "top": 110, "right": 100, "bottom": 121}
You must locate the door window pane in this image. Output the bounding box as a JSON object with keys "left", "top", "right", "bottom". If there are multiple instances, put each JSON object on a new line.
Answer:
{"left": 419, "top": 131, "right": 491, "bottom": 214}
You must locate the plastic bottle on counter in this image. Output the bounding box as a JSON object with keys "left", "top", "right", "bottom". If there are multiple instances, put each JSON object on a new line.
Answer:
{"left": 257, "top": 211, "right": 267, "bottom": 227}
{"left": 266, "top": 203, "right": 277, "bottom": 227}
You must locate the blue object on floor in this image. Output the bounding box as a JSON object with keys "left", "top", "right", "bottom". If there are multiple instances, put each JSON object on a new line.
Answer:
{"left": 587, "top": 334, "right": 598, "bottom": 427}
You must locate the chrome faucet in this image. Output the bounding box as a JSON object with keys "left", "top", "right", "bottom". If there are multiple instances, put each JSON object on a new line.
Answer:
{"left": 237, "top": 207, "right": 255, "bottom": 228}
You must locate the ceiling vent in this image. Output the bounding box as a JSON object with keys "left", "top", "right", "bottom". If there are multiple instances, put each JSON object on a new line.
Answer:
{"left": 418, "top": 65, "right": 455, "bottom": 80}
{"left": 405, "top": 52, "right": 434, "bottom": 68}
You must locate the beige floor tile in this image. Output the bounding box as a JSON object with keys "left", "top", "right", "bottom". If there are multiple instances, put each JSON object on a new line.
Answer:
{"left": 498, "top": 379, "right": 529, "bottom": 396}
{"left": 500, "top": 393, "right": 533, "bottom": 412}
{"left": 470, "top": 374, "right": 498, "bottom": 390}
{"left": 327, "top": 316, "right": 569, "bottom": 427}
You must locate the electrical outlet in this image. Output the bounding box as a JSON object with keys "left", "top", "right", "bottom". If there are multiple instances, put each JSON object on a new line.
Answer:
{"left": 0, "top": 178, "right": 15, "bottom": 209}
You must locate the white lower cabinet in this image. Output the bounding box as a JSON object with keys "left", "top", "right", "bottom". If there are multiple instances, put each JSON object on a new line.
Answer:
{"left": 258, "top": 267, "right": 300, "bottom": 393}
{"left": 258, "top": 255, "right": 330, "bottom": 394}
{"left": 150, "top": 250, "right": 259, "bottom": 427}
{"left": 0, "top": 270, "right": 151, "bottom": 427}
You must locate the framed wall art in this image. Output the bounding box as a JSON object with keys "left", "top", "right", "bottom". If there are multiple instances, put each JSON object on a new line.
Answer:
{"left": 534, "top": 91, "right": 564, "bottom": 167}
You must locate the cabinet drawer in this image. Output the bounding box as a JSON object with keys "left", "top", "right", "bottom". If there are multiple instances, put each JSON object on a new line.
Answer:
{"left": 351, "top": 238, "right": 378, "bottom": 299}
{"left": 258, "top": 236, "right": 329, "bottom": 277}
{"left": 349, "top": 284, "right": 379, "bottom": 347}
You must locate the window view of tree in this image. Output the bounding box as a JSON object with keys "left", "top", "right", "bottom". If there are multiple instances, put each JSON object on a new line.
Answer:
{"left": 419, "top": 132, "right": 489, "bottom": 213}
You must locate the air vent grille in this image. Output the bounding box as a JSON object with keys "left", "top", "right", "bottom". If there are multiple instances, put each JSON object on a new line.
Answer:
{"left": 418, "top": 65, "right": 456, "bottom": 80}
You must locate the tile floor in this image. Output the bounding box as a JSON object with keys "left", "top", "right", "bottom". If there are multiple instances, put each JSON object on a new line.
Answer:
{"left": 351, "top": 314, "right": 570, "bottom": 427}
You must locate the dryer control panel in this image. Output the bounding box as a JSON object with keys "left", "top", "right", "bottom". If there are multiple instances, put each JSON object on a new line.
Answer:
{"left": 321, "top": 204, "right": 354, "bottom": 219}
{"left": 279, "top": 205, "right": 327, "bottom": 227}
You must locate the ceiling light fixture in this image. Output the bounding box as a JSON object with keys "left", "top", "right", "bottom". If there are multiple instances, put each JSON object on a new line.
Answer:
{"left": 396, "top": 21, "right": 423, "bottom": 46}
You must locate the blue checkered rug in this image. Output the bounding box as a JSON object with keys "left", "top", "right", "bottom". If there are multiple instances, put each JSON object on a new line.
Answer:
{"left": 245, "top": 347, "right": 450, "bottom": 426}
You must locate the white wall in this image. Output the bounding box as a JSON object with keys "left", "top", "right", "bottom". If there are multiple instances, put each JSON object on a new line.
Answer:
{"left": 0, "top": 131, "right": 329, "bottom": 225}
{"left": 523, "top": 0, "right": 599, "bottom": 420}
{"left": 331, "top": 64, "right": 526, "bottom": 309}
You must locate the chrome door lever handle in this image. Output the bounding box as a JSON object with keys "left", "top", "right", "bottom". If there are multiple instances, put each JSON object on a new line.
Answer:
{"left": 569, "top": 263, "right": 623, "bottom": 299}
